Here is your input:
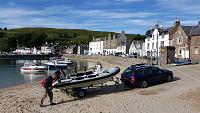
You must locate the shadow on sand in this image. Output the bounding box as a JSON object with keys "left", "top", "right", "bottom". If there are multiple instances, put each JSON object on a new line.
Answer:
{"left": 42, "top": 76, "right": 181, "bottom": 107}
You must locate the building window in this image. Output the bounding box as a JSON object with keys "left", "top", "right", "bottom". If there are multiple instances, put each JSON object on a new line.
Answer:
{"left": 178, "top": 38, "right": 182, "bottom": 44}
{"left": 169, "top": 40, "right": 173, "bottom": 45}
{"left": 162, "top": 34, "right": 164, "bottom": 38}
{"left": 152, "top": 35, "right": 154, "bottom": 40}
{"left": 152, "top": 43, "right": 154, "bottom": 49}
{"left": 179, "top": 49, "right": 182, "bottom": 55}
{"left": 161, "top": 41, "right": 164, "bottom": 47}
{"left": 193, "top": 47, "right": 198, "bottom": 54}
{"left": 147, "top": 43, "right": 149, "bottom": 49}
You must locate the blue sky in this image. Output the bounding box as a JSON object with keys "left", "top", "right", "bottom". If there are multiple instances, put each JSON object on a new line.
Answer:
{"left": 0, "top": 0, "right": 200, "bottom": 34}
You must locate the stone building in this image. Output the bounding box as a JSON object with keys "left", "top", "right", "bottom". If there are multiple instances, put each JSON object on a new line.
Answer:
{"left": 189, "top": 23, "right": 200, "bottom": 62}
{"left": 169, "top": 20, "right": 193, "bottom": 59}
{"left": 103, "top": 31, "right": 128, "bottom": 55}
{"left": 65, "top": 45, "right": 77, "bottom": 54}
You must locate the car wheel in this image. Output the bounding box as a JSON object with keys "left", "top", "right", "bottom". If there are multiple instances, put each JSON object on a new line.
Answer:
{"left": 166, "top": 75, "right": 172, "bottom": 82}
{"left": 140, "top": 80, "right": 148, "bottom": 88}
{"left": 76, "top": 89, "right": 86, "bottom": 98}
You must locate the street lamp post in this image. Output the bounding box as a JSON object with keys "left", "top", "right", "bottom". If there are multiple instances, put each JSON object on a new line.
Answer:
{"left": 157, "top": 30, "right": 159, "bottom": 65}
{"left": 156, "top": 21, "right": 159, "bottom": 65}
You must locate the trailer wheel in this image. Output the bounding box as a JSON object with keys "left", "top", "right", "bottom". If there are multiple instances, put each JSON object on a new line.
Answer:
{"left": 76, "top": 89, "right": 86, "bottom": 98}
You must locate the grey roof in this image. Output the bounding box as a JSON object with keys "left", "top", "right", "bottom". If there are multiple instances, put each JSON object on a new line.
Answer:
{"left": 145, "top": 27, "right": 171, "bottom": 37}
{"left": 189, "top": 25, "right": 200, "bottom": 37}
{"left": 181, "top": 26, "right": 193, "bottom": 37}
{"left": 163, "top": 27, "right": 174, "bottom": 34}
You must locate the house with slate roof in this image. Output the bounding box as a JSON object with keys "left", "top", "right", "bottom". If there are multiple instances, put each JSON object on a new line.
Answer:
{"left": 169, "top": 19, "right": 193, "bottom": 59}
{"left": 145, "top": 18, "right": 200, "bottom": 62}
{"left": 144, "top": 21, "right": 177, "bottom": 58}
{"left": 189, "top": 22, "right": 200, "bottom": 62}
{"left": 88, "top": 31, "right": 129, "bottom": 55}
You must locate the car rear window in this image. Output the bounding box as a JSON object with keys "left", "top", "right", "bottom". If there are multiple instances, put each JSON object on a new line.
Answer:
{"left": 122, "top": 67, "right": 133, "bottom": 77}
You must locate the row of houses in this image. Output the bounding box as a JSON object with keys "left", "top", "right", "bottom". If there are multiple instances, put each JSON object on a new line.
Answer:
{"left": 13, "top": 43, "right": 55, "bottom": 55}
{"left": 88, "top": 31, "right": 145, "bottom": 57}
{"left": 88, "top": 31, "right": 132, "bottom": 56}
{"left": 145, "top": 19, "right": 200, "bottom": 62}
{"left": 87, "top": 19, "right": 200, "bottom": 62}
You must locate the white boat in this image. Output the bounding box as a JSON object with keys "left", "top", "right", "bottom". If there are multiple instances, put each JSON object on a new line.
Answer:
{"left": 44, "top": 59, "right": 73, "bottom": 69}
{"left": 52, "top": 67, "right": 120, "bottom": 89}
{"left": 57, "top": 59, "right": 73, "bottom": 64}
{"left": 20, "top": 62, "right": 47, "bottom": 73}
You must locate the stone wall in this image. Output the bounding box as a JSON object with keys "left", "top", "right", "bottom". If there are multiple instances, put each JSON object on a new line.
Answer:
{"left": 160, "top": 46, "right": 175, "bottom": 64}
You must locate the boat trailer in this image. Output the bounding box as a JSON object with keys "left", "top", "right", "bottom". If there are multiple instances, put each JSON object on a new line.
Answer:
{"left": 60, "top": 76, "right": 120, "bottom": 98}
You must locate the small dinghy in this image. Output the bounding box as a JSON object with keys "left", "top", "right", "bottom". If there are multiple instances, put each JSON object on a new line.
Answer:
{"left": 52, "top": 67, "right": 120, "bottom": 89}
{"left": 20, "top": 62, "right": 47, "bottom": 73}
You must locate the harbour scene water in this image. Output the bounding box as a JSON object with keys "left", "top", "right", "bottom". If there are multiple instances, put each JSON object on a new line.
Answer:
{"left": 0, "top": 59, "right": 95, "bottom": 88}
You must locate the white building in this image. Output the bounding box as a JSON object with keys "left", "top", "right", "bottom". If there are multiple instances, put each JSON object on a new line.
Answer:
{"left": 129, "top": 41, "right": 145, "bottom": 57}
{"left": 116, "top": 45, "right": 127, "bottom": 54}
{"left": 41, "top": 44, "right": 55, "bottom": 54}
{"left": 89, "top": 38, "right": 104, "bottom": 55}
{"left": 14, "top": 48, "right": 31, "bottom": 54}
{"left": 145, "top": 24, "right": 170, "bottom": 57}
{"left": 89, "top": 31, "right": 129, "bottom": 55}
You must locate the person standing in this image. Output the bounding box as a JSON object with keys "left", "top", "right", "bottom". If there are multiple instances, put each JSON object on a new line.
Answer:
{"left": 40, "top": 70, "right": 62, "bottom": 107}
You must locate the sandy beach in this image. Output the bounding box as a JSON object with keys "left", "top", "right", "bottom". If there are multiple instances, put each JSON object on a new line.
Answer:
{"left": 1, "top": 55, "right": 200, "bottom": 113}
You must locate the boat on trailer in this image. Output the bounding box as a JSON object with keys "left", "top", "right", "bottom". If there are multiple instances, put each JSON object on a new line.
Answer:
{"left": 52, "top": 67, "right": 120, "bottom": 97}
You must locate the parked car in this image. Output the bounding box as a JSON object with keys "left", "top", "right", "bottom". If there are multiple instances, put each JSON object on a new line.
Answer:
{"left": 121, "top": 64, "right": 173, "bottom": 88}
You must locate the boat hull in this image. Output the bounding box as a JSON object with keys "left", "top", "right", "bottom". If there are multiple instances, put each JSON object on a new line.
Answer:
{"left": 53, "top": 67, "right": 120, "bottom": 89}
{"left": 20, "top": 68, "right": 47, "bottom": 73}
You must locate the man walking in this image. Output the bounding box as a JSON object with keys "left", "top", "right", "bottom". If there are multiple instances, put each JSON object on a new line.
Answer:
{"left": 40, "top": 70, "right": 62, "bottom": 107}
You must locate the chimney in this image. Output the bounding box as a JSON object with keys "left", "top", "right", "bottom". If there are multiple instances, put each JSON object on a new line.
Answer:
{"left": 155, "top": 21, "right": 159, "bottom": 29}
{"left": 175, "top": 18, "right": 180, "bottom": 27}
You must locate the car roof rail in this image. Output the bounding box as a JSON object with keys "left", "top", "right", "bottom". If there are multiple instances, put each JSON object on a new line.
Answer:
{"left": 131, "top": 63, "right": 150, "bottom": 67}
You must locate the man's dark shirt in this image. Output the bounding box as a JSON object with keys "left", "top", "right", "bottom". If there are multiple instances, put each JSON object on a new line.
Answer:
{"left": 44, "top": 76, "right": 54, "bottom": 88}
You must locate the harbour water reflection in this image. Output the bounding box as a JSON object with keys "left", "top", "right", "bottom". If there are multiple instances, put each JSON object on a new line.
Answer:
{"left": 0, "top": 59, "right": 95, "bottom": 88}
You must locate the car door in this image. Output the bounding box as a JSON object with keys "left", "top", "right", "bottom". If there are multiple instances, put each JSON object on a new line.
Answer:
{"left": 144, "top": 67, "right": 155, "bottom": 84}
{"left": 151, "top": 67, "right": 163, "bottom": 83}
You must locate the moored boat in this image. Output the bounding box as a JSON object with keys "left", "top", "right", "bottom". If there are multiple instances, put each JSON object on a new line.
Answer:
{"left": 44, "top": 59, "right": 73, "bottom": 69}
{"left": 20, "top": 62, "right": 47, "bottom": 73}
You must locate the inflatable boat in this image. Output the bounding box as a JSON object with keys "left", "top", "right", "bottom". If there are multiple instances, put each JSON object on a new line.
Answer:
{"left": 52, "top": 67, "right": 120, "bottom": 89}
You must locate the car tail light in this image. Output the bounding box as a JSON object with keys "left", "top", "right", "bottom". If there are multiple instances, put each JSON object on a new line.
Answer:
{"left": 130, "top": 76, "right": 135, "bottom": 83}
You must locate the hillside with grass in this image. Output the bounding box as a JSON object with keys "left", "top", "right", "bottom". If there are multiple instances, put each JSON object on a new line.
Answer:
{"left": 0, "top": 28, "right": 146, "bottom": 52}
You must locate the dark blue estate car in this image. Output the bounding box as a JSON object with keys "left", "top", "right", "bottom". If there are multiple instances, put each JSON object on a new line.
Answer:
{"left": 121, "top": 64, "right": 173, "bottom": 88}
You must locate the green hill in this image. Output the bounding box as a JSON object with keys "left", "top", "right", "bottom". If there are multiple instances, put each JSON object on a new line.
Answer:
{"left": 0, "top": 28, "right": 145, "bottom": 52}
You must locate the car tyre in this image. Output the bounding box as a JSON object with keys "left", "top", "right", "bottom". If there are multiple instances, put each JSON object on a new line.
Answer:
{"left": 75, "top": 89, "right": 86, "bottom": 98}
{"left": 166, "top": 75, "right": 172, "bottom": 82}
{"left": 140, "top": 80, "right": 148, "bottom": 88}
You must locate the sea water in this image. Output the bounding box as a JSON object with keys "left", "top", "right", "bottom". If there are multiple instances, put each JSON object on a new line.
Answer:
{"left": 0, "top": 59, "right": 95, "bottom": 88}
